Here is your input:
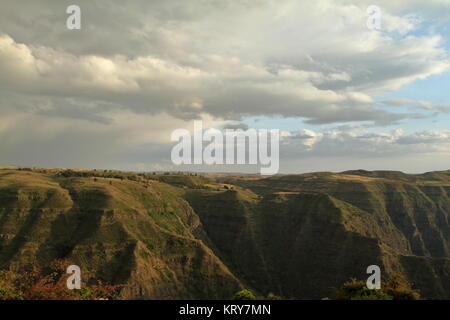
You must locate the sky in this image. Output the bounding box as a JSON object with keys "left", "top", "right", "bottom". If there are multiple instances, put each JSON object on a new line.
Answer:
{"left": 0, "top": 0, "right": 449, "bottom": 174}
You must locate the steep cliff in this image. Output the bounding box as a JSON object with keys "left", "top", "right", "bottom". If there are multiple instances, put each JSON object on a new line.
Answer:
{"left": 0, "top": 169, "right": 242, "bottom": 299}
{"left": 1, "top": 168, "right": 450, "bottom": 299}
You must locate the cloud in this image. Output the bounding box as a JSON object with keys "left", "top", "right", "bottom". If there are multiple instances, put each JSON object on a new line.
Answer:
{"left": 382, "top": 98, "right": 450, "bottom": 114}
{"left": 415, "top": 101, "right": 450, "bottom": 113}
{"left": 0, "top": 0, "right": 449, "bottom": 125}
{"left": 0, "top": 1, "right": 449, "bottom": 172}
{"left": 222, "top": 123, "right": 249, "bottom": 130}
{"left": 0, "top": 100, "right": 223, "bottom": 169}
{"left": 382, "top": 98, "right": 415, "bottom": 106}
{"left": 280, "top": 127, "right": 450, "bottom": 158}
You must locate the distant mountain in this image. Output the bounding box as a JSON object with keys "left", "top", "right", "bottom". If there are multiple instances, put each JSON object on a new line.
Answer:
{"left": 1, "top": 168, "right": 450, "bottom": 299}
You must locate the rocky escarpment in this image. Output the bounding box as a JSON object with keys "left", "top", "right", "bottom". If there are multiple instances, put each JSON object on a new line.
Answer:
{"left": 1, "top": 168, "right": 450, "bottom": 299}
{"left": 215, "top": 171, "right": 450, "bottom": 298}
{"left": 0, "top": 170, "right": 242, "bottom": 299}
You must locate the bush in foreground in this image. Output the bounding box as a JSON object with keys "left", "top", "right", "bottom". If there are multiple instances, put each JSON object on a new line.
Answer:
{"left": 331, "top": 277, "right": 420, "bottom": 300}
{"left": 233, "top": 289, "right": 256, "bottom": 300}
{"left": 232, "top": 289, "right": 282, "bottom": 300}
{"left": 0, "top": 260, "right": 120, "bottom": 300}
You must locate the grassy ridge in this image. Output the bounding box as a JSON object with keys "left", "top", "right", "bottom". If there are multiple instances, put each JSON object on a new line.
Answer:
{"left": 0, "top": 169, "right": 242, "bottom": 299}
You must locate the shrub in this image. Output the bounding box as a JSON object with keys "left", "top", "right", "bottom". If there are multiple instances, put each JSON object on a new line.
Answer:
{"left": 0, "top": 260, "right": 120, "bottom": 300}
{"left": 233, "top": 289, "right": 256, "bottom": 300}
{"left": 383, "top": 277, "right": 421, "bottom": 300}
{"left": 331, "top": 277, "right": 420, "bottom": 300}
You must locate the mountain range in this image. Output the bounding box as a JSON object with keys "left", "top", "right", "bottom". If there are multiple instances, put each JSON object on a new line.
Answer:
{"left": 1, "top": 167, "right": 449, "bottom": 299}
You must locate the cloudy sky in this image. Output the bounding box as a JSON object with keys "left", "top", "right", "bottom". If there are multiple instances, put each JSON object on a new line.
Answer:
{"left": 0, "top": 0, "right": 449, "bottom": 173}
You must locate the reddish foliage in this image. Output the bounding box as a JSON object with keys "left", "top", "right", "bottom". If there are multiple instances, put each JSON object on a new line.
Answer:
{"left": 0, "top": 259, "right": 121, "bottom": 300}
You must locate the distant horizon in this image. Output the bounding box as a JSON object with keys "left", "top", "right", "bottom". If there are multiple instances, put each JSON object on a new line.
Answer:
{"left": 2, "top": 163, "right": 449, "bottom": 177}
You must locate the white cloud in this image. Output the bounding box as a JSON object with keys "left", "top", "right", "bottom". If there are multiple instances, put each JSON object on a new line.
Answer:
{"left": 0, "top": 0, "right": 448, "bottom": 125}
{"left": 383, "top": 98, "right": 450, "bottom": 114}
{"left": 0, "top": 0, "right": 449, "bottom": 172}
{"left": 281, "top": 127, "right": 450, "bottom": 158}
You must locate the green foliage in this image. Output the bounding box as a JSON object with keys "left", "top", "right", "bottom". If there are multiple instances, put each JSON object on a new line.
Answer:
{"left": 233, "top": 289, "right": 256, "bottom": 300}
{"left": 0, "top": 271, "right": 24, "bottom": 300}
{"left": 232, "top": 290, "right": 283, "bottom": 300}
{"left": 331, "top": 279, "right": 392, "bottom": 300}
{"left": 382, "top": 277, "right": 421, "bottom": 300}
{"left": 331, "top": 278, "right": 420, "bottom": 300}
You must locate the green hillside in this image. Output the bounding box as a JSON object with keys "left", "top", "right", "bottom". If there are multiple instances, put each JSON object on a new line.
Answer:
{"left": 1, "top": 168, "right": 450, "bottom": 299}
{"left": 0, "top": 169, "right": 242, "bottom": 299}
